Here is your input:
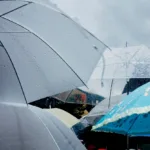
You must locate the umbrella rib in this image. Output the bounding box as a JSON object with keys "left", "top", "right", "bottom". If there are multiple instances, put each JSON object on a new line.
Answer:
{"left": 1, "top": 16, "right": 88, "bottom": 88}
{"left": 127, "top": 115, "right": 139, "bottom": 135}
{"left": 0, "top": 2, "right": 32, "bottom": 17}
{"left": 29, "top": 108, "right": 61, "bottom": 150}
{"left": 61, "top": 13, "right": 111, "bottom": 51}
{"left": 65, "top": 89, "right": 73, "bottom": 103}
{"left": 0, "top": 41, "right": 28, "bottom": 105}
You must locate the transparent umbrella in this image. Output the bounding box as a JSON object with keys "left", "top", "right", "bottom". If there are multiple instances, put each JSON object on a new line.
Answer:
{"left": 80, "top": 45, "right": 150, "bottom": 97}
{"left": 53, "top": 88, "right": 104, "bottom": 105}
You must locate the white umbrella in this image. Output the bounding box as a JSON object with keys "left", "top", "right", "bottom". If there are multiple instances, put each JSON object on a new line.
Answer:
{"left": 0, "top": 103, "right": 86, "bottom": 150}
{"left": 0, "top": 0, "right": 106, "bottom": 103}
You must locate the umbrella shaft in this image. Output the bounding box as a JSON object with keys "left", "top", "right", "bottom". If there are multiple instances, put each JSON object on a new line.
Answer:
{"left": 127, "top": 136, "right": 129, "bottom": 150}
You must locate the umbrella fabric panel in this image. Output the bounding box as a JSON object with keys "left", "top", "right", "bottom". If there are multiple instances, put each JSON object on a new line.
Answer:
{"left": 31, "top": 106, "right": 86, "bottom": 150}
{"left": 0, "top": 33, "right": 83, "bottom": 102}
{"left": 4, "top": 2, "right": 105, "bottom": 83}
{"left": 93, "top": 112, "right": 150, "bottom": 137}
{"left": 80, "top": 78, "right": 127, "bottom": 97}
{"left": 46, "top": 108, "right": 79, "bottom": 128}
{"left": 64, "top": 89, "right": 104, "bottom": 105}
{"left": 95, "top": 61, "right": 150, "bottom": 79}
{"left": 0, "top": 104, "right": 60, "bottom": 150}
{"left": 0, "top": 1, "right": 28, "bottom": 16}
{"left": 81, "top": 115, "right": 104, "bottom": 126}
{"left": 0, "top": 17, "right": 28, "bottom": 32}
{"left": 128, "top": 112, "right": 150, "bottom": 137}
{"left": 26, "top": 0, "right": 61, "bottom": 11}
{"left": 0, "top": 103, "right": 86, "bottom": 150}
{"left": 54, "top": 90, "right": 72, "bottom": 102}
{"left": 81, "top": 94, "right": 126, "bottom": 126}
{"left": 54, "top": 88, "right": 104, "bottom": 105}
{"left": 92, "top": 45, "right": 150, "bottom": 79}
{"left": 66, "top": 89, "right": 87, "bottom": 104}
{"left": 77, "top": 89, "right": 104, "bottom": 105}
{"left": 0, "top": 45, "right": 26, "bottom": 103}
{"left": 94, "top": 114, "right": 138, "bottom": 135}
{"left": 88, "top": 94, "right": 126, "bottom": 116}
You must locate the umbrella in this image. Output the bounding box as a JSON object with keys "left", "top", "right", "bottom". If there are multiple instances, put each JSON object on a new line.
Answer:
{"left": 0, "top": 103, "right": 86, "bottom": 150}
{"left": 45, "top": 108, "right": 80, "bottom": 128}
{"left": 0, "top": 0, "right": 106, "bottom": 103}
{"left": 45, "top": 108, "right": 88, "bottom": 138}
{"left": 81, "top": 94, "right": 126, "bottom": 125}
{"left": 80, "top": 45, "right": 150, "bottom": 97}
{"left": 92, "top": 82, "right": 150, "bottom": 137}
{"left": 54, "top": 88, "right": 104, "bottom": 105}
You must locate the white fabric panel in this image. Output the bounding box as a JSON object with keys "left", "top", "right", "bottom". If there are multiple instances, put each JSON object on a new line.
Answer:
{"left": 0, "top": 18, "right": 28, "bottom": 32}
{"left": 0, "top": 33, "right": 83, "bottom": 103}
{"left": 4, "top": 3, "right": 105, "bottom": 83}
{"left": 46, "top": 108, "right": 79, "bottom": 128}
{"left": 0, "top": 46, "right": 26, "bottom": 103}
{"left": 0, "top": 1, "right": 28, "bottom": 16}
{"left": 26, "top": 0, "right": 62, "bottom": 12}
{"left": 0, "top": 104, "right": 86, "bottom": 150}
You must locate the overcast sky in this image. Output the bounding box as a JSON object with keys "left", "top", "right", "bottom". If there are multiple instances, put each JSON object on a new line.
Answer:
{"left": 51, "top": 0, "right": 150, "bottom": 48}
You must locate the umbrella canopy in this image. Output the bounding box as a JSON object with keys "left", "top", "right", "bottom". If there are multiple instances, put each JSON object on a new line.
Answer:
{"left": 80, "top": 45, "right": 150, "bottom": 97}
{"left": 45, "top": 108, "right": 88, "bottom": 138}
{"left": 54, "top": 88, "right": 104, "bottom": 105}
{"left": 0, "top": 103, "right": 86, "bottom": 150}
{"left": 0, "top": 0, "right": 106, "bottom": 103}
{"left": 45, "top": 108, "right": 80, "bottom": 128}
{"left": 81, "top": 94, "right": 126, "bottom": 125}
{"left": 92, "top": 82, "right": 150, "bottom": 137}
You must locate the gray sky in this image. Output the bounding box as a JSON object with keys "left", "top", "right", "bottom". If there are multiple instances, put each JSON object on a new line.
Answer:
{"left": 51, "top": 0, "right": 150, "bottom": 48}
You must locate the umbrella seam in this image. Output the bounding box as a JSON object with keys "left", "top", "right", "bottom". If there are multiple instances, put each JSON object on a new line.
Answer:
{"left": 0, "top": 1, "right": 32, "bottom": 17}
{"left": 0, "top": 32, "right": 29, "bottom": 33}
{"left": 1, "top": 16, "right": 88, "bottom": 88}
{"left": 29, "top": 107, "right": 61, "bottom": 150}
{"left": 65, "top": 89, "right": 74, "bottom": 103}
{"left": 60, "top": 13, "right": 107, "bottom": 85}
{"left": 61, "top": 13, "right": 111, "bottom": 51}
{"left": 127, "top": 115, "right": 139, "bottom": 136}
{"left": 0, "top": 41, "right": 28, "bottom": 105}
{"left": 44, "top": 112, "right": 77, "bottom": 150}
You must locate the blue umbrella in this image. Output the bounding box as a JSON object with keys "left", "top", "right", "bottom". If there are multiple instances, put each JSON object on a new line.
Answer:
{"left": 92, "top": 82, "right": 150, "bottom": 137}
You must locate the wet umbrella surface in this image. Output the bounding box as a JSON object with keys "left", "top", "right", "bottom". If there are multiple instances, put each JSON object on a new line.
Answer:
{"left": 93, "top": 82, "right": 150, "bottom": 137}
{"left": 0, "top": 0, "right": 106, "bottom": 104}
{"left": 0, "top": 0, "right": 108, "bottom": 149}
{"left": 0, "top": 46, "right": 86, "bottom": 149}
{"left": 0, "top": 103, "right": 87, "bottom": 150}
